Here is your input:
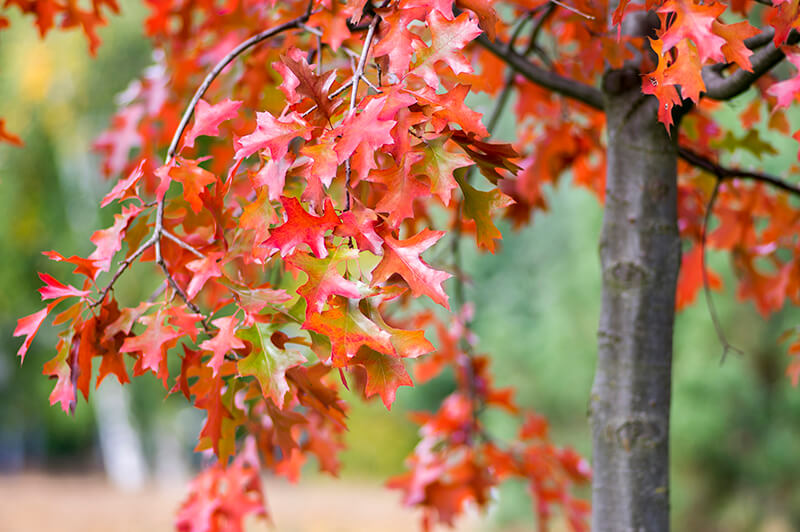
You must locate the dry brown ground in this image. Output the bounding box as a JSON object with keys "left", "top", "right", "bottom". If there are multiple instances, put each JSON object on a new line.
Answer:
{"left": 0, "top": 472, "right": 490, "bottom": 532}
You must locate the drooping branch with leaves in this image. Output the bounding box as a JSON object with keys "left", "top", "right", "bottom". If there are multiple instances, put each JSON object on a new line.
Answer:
{"left": 8, "top": 0, "right": 800, "bottom": 530}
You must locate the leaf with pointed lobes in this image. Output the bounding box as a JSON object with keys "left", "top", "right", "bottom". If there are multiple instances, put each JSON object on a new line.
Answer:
{"left": 200, "top": 316, "right": 246, "bottom": 376}
{"left": 88, "top": 203, "right": 144, "bottom": 272}
{"left": 413, "top": 137, "right": 473, "bottom": 205}
{"left": 412, "top": 10, "right": 482, "bottom": 88}
{"left": 182, "top": 98, "right": 242, "bottom": 149}
{"left": 37, "top": 273, "right": 90, "bottom": 301}
{"left": 642, "top": 38, "right": 682, "bottom": 128}
{"left": 372, "top": 229, "right": 452, "bottom": 309}
{"left": 334, "top": 95, "right": 397, "bottom": 166}
{"left": 15, "top": 302, "right": 59, "bottom": 362}
{"left": 712, "top": 20, "right": 760, "bottom": 71}
{"left": 449, "top": 131, "right": 520, "bottom": 184}
{"left": 456, "top": 174, "right": 514, "bottom": 253}
{"left": 43, "top": 250, "right": 101, "bottom": 281}
{"left": 286, "top": 247, "right": 372, "bottom": 318}
{"left": 287, "top": 363, "right": 348, "bottom": 425}
{"left": 662, "top": 40, "right": 705, "bottom": 103}
{"left": 120, "top": 311, "right": 180, "bottom": 380}
{"left": 413, "top": 85, "right": 489, "bottom": 138}
{"left": 456, "top": 0, "right": 498, "bottom": 41}
{"left": 234, "top": 110, "right": 311, "bottom": 161}
{"left": 43, "top": 335, "right": 77, "bottom": 414}
{"left": 236, "top": 322, "right": 307, "bottom": 408}
{"left": 176, "top": 436, "right": 267, "bottom": 532}
{"left": 185, "top": 251, "right": 224, "bottom": 300}
{"left": 367, "top": 154, "right": 429, "bottom": 228}
{"left": 166, "top": 157, "right": 217, "bottom": 214}
{"left": 263, "top": 196, "right": 341, "bottom": 259}
{"left": 101, "top": 159, "right": 145, "bottom": 207}
{"left": 768, "top": 52, "right": 800, "bottom": 109}
{"left": 372, "top": 6, "right": 427, "bottom": 77}
{"left": 303, "top": 296, "right": 395, "bottom": 367}
{"left": 657, "top": 0, "right": 726, "bottom": 63}
{"left": 229, "top": 284, "right": 292, "bottom": 316}
{"left": 274, "top": 47, "right": 339, "bottom": 121}
{"left": 335, "top": 206, "right": 384, "bottom": 255}
{"left": 351, "top": 347, "right": 413, "bottom": 409}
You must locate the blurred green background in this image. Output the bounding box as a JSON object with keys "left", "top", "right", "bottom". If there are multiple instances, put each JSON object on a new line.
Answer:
{"left": 1, "top": 3, "right": 800, "bottom": 531}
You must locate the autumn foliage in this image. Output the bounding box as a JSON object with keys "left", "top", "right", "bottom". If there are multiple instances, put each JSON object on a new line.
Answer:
{"left": 8, "top": 0, "right": 800, "bottom": 529}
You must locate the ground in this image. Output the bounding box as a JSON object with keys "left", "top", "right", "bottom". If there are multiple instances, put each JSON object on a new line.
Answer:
{"left": 0, "top": 472, "right": 488, "bottom": 532}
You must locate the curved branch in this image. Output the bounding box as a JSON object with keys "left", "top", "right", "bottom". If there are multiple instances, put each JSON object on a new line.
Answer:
{"left": 701, "top": 180, "right": 743, "bottom": 362}
{"left": 703, "top": 29, "right": 799, "bottom": 101}
{"left": 165, "top": 13, "right": 316, "bottom": 161}
{"left": 475, "top": 33, "right": 604, "bottom": 110}
{"left": 678, "top": 147, "right": 800, "bottom": 197}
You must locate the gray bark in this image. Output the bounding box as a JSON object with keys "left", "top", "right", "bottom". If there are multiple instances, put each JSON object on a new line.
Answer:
{"left": 590, "top": 68, "right": 681, "bottom": 532}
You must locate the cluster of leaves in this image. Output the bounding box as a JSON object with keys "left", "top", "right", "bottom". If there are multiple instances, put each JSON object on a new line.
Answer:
{"left": 13, "top": 0, "right": 800, "bottom": 529}
{"left": 10, "top": 0, "right": 590, "bottom": 530}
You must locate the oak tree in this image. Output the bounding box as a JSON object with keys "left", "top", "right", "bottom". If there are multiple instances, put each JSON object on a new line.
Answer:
{"left": 7, "top": 0, "right": 800, "bottom": 530}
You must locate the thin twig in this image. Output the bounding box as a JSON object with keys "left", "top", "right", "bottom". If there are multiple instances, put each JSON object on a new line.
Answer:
{"left": 701, "top": 179, "right": 743, "bottom": 363}
{"left": 301, "top": 78, "right": 354, "bottom": 117}
{"left": 145, "top": 15, "right": 316, "bottom": 330}
{"left": 679, "top": 147, "right": 800, "bottom": 197}
{"left": 163, "top": 229, "right": 206, "bottom": 259}
{"left": 359, "top": 73, "right": 380, "bottom": 93}
{"left": 549, "top": 0, "right": 594, "bottom": 19}
{"left": 90, "top": 236, "right": 156, "bottom": 308}
{"left": 165, "top": 14, "right": 316, "bottom": 162}
{"left": 345, "top": 15, "right": 380, "bottom": 210}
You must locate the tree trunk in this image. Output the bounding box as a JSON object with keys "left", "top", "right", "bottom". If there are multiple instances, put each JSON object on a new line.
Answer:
{"left": 590, "top": 69, "right": 681, "bottom": 532}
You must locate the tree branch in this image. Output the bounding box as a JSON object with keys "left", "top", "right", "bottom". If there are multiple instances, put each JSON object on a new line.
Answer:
{"left": 678, "top": 147, "right": 800, "bottom": 197}
{"left": 475, "top": 33, "right": 603, "bottom": 109}
{"left": 345, "top": 14, "right": 379, "bottom": 210}
{"left": 701, "top": 179, "right": 743, "bottom": 362}
{"left": 703, "top": 29, "right": 799, "bottom": 101}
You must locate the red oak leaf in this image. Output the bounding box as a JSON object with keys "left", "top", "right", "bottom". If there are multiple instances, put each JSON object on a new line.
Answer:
{"left": 237, "top": 322, "right": 307, "bottom": 408}
{"left": 274, "top": 48, "right": 339, "bottom": 121}
{"left": 183, "top": 98, "right": 242, "bottom": 149}
{"left": 412, "top": 10, "right": 482, "bottom": 88}
{"left": 199, "top": 316, "right": 246, "bottom": 375}
{"left": 413, "top": 136, "right": 474, "bottom": 205}
{"left": 42, "top": 251, "right": 101, "bottom": 280}
{"left": 642, "top": 39, "right": 682, "bottom": 128}
{"left": 120, "top": 312, "right": 180, "bottom": 380}
{"left": 38, "top": 273, "right": 90, "bottom": 300}
{"left": 712, "top": 20, "right": 760, "bottom": 71}
{"left": 100, "top": 159, "right": 145, "bottom": 208}
{"left": 89, "top": 203, "right": 144, "bottom": 272}
{"left": 657, "top": 0, "right": 726, "bottom": 63}
{"left": 286, "top": 247, "right": 371, "bottom": 317}
{"left": 14, "top": 304, "right": 54, "bottom": 361}
{"left": 767, "top": 52, "right": 800, "bottom": 109}
{"left": 372, "top": 229, "right": 452, "bottom": 308}
{"left": 372, "top": 6, "right": 427, "bottom": 77}
{"left": 302, "top": 297, "right": 395, "bottom": 366}
{"left": 185, "top": 252, "right": 224, "bottom": 300}
{"left": 234, "top": 110, "right": 311, "bottom": 161}
{"left": 335, "top": 206, "right": 384, "bottom": 255}
{"left": 351, "top": 348, "right": 413, "bottom": 409}
{"left": 263, "top": 196, "right": 341, "bottom": 259}
{"left": 334, "top": 96, "right": 397, "bottom": 174}
{"left": 168, "top": 157, "right": 217, "bottom": 214}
